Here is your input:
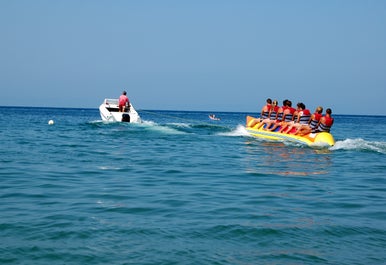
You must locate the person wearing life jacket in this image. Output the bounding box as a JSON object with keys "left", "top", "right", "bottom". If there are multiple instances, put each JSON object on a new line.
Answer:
{"left": 248, "top": 98, "right": 272, "bottom": 128}
{"left": 259, "top": 98, "right": 272, "bottom": 121}
{"left": 313, "top": 108, "right": 334, "bottom": 133}
{"left": 264, "top": 99, "right": 288, "bottom": 131}
{"left": 257, "top": 99, "right": 279, "bottom": 129}
{"left": 275, "top": 100, "right": 296, "bottom": 133}
{"left": 295, "top": 106, "right": 323, "bottom": 136}
{"left": 118, "top": 91, "right": 130, "bottom": 112}
{"left": 308, "top": 106, "right": 324, "bottom": 131}
{"left": 282, "top": 102, "right": 311, "bottom": 134}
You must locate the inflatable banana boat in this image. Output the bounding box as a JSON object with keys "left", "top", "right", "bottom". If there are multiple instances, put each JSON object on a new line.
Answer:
{"left": 246, "top": 116, "right": 335, "bottom": 147}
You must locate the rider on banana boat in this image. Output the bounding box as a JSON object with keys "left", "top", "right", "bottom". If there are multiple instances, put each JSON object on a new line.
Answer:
{"left": 314, "top": 108, "right": 334, "bottom": 133}
{"left": 263, "top": 99, "right": 288, "bottom": 131}
{"left": 295, "top": 107, "right": 333, "bottom": 136}
{"left": 248, "top": 98, "right": 272, "bottom": 128}
{"left": 294, "top": 106, "right": 323, "bottom": 136}
{"left": 268, "top": 100, "right": 296, "bottom": 132}
{"left": 256, "top": 99, "right": 279, "bottom": 129}
{"left": 281, "top": 102, "right": 311, "bottom": 134}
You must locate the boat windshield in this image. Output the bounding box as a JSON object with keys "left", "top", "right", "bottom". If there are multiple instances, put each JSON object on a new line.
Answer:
{"left": 105, "top": 99, "right": 119, "bottom": 105}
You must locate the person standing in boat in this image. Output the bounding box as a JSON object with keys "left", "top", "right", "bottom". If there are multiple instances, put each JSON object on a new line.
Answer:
{"left": 118, "top": 91, "right": 130, "bottom": 112}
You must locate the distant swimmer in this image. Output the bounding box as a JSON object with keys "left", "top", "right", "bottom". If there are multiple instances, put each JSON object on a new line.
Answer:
{"left": 209, "top": 114, "right": 220, "bottom": 121}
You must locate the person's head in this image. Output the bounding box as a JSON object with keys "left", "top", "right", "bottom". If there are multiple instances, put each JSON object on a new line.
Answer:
{"left": 282, "top": 99, "right": 288, "bottom": 106}
{"left": 316, "top": 106, "right": 323, "bottom": 114}
{"left": 266, "top": 98, "right": 272, "bottom": 104}
{"left": 326, "top": 108, "right": 332, "bottom": 115}
{"left": 286, "top": 100, "right": 292, "bottom": 107}
{"left": 297, "top": 102, "right": 305, "bottom": 110}
{"left": 123, "top": 91, "right": 127, "bottom": 95}
{"left": 272, "top": 100, "right": 278, "bottom": 106}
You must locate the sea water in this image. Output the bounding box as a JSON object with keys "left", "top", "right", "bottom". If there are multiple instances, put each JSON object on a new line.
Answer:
{"left": 1, "top": 106, "right": 385, "bottom": 265}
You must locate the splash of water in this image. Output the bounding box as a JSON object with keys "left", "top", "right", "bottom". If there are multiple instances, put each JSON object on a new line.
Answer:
{"left": 218, "top": 125, "right": 250, "bottom": 137}
{"left": 331, "top": 138, "right": 386, "bottom": 154}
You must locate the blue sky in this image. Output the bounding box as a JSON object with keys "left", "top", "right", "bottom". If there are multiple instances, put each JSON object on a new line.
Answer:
{"left": 1, "top": 0, "right": 385, "bottom": 115}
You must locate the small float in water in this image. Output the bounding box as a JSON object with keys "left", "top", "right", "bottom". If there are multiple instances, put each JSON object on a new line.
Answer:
{"left": 245, "top": 115, "right": 335, "bottom": 147}
{"left": 99, "top": 99, "right": 141, "bottom": 123}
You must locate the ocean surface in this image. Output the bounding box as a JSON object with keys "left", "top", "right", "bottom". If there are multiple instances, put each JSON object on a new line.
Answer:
{"left": 1, "top": 106, "right": 385, "bottom": 265}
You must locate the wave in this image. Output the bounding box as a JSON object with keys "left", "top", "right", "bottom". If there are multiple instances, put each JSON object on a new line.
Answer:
{"left": 331, "top": 138, "right": 386, "bottom": 154}
{"left": 140, "top": 120, "right": 188, "bottom": 135}
{"left": 217, "top": 125, "right": 250, "bottom": 137}
{"left": 166, "top": 122, "right": 192, "bottom": 128}
{"left": 151, "top": 120, "right": 233, "bottom": 135}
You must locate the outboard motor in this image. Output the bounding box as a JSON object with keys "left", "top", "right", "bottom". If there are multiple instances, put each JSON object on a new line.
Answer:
{"left": 121, "top": 114, "right": 131, "bottom": 122}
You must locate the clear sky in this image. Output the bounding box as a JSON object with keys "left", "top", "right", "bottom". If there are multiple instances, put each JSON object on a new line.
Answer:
{"left": 1, "top": 0, "right": 385, "bottom": 115}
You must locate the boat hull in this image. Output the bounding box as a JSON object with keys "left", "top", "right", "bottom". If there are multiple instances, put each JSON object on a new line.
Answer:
{"left": 245, "top": 116, "right": 335, "bottom": 147}
{"left": 99, "top": 99, "right": 141, "bottom": 123}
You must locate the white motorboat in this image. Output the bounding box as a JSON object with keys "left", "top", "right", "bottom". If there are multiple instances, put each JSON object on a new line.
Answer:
{"left": 99, "top": 98, "right": 141, "bottom": 123}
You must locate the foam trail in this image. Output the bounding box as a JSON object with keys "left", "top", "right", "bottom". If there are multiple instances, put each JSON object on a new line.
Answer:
{"left": 140, "top": 119, "right": 187, "bottom": 135}
{"left": 218, "top": 125, "right": 250, "bottom": 137}
{"left": 167, "top": 122, "right": 192, "bottom": 128}
{"left": 141, "top": 120, "right": 157, "bottom": 126}
{"left": 331, "top": 138, "right": 386, "bottom": 154}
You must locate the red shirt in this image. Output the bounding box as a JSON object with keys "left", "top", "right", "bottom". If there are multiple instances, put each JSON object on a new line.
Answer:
{"left": 119, "top": 95, "right": 129, "bottom": 106}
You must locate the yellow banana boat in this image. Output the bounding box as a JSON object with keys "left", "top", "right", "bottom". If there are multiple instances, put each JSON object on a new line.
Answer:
{"left": 246, "top": 116, "right": 335, "bottom": 147}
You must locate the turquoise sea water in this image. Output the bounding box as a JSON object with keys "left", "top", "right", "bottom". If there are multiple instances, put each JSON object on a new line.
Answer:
{"left": 1, "top": 106, "right": 386, "bottom": 265}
